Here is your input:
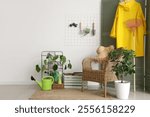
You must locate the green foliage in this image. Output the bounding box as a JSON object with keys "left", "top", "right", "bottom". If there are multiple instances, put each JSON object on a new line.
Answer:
{"left": 35, "top": 53, "right": 72, "bottom": 83}
{"left": 60, "top": 55, "right": 66, "bottom": 65}
{"left": 108, "top": 48, "right": 135, "bottom": 83}
{"left": 35, "top": 64, "right": 41, "bottom": 73}
{"left": 83, "top": 28, "right": 90, "bottom": 36}
{"left": 43, "top": 54, "right": 72, "bottom": 72}
{"left": 53, "top": 64, "right": 58, "bottom": 71}
{"left": 68, "top": 62, "right": 72, "bottom": 69}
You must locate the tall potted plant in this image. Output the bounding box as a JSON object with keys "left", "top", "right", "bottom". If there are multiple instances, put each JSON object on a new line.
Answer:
{"left": 108, "top": 47, "right": 135, "bottom": 99}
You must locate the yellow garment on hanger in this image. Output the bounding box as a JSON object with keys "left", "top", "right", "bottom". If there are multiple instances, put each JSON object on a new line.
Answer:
{"left": 110, "top": 0, "right": 146, "bottom": 56}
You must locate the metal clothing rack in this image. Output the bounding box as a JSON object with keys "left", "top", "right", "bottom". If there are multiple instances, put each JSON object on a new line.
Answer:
{"left": 143, "top": 0, "right": 147, "bottom": 91}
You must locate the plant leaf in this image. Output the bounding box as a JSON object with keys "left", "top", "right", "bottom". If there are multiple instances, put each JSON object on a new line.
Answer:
{"left": 42, "top": 65, "right": 46, "bottom": 72}
{"left": 53, "top": 55, "right": 58, "bottom": 61}
{"left": 53, "top": 64, "right": 58, "bottom": 71}
{"left": 68, "top": 63, "right": 72, "bottom": 69}
{"left": 60, "top": 55, "right": 66, "bottom": 65}
{"left": 35, "top": 65, "right": 41, "bottom": 73}
{"left": 64, "top": 65, "right": 67, "bottom": 70}
{"left": 44, "top": 59, "right": 48, "bottom": 65}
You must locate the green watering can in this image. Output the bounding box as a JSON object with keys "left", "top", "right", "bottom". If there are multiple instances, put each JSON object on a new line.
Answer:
{"left": 31, "top": 76, "right": 54, "bottom": 91}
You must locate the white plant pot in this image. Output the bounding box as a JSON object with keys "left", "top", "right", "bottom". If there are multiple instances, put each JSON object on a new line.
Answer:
{"left": 115, "top": 80, "right": 130, "bottom": 100}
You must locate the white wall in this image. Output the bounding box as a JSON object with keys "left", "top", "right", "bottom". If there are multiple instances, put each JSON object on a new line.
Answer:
{"left": 0, "top": 0, "right": 101, "bottom": 84}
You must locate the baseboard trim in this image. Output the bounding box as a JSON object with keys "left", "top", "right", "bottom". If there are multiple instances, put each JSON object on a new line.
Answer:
{"left": 0, "top": 82, "right": 35, "bottom": 85}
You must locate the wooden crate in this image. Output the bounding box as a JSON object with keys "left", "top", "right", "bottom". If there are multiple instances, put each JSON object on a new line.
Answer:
{"left": 52, "top": 83, "right": 64, "bottom": 89}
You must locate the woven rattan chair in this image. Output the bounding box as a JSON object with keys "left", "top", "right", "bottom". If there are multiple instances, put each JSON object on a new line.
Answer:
{"left": 81, "top": 57, "right": 117, "bottom": 97}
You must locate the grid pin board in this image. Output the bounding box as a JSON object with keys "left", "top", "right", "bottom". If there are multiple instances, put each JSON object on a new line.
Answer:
{"left": 65, "top": 14, "right": 99, "bottom": 46}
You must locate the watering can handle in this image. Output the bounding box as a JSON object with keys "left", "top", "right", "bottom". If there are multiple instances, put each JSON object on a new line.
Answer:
{"left": 51, "top": 76, "right": 54, "bottom": 84}
{"left": 42, "top": 76, "right": 54, "bottom": 84}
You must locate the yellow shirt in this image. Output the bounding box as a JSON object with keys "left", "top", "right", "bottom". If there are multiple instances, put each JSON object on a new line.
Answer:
{"left": 110, "top": 0, "right": 146, "bottom": 57}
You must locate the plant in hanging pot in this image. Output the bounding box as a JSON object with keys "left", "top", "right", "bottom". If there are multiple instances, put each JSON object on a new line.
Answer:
{"left": 108, "top": 47, "right": 135, "bottom": 99}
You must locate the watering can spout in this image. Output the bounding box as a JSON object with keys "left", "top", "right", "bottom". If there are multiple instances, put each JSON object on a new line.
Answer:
{"left": 31, "top": 76, "right": 42, "bottom": 89}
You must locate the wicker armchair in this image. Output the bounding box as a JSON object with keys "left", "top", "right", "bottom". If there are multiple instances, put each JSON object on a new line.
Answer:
{"left": 81, "top": 57, "right": 117, "bottom": 97}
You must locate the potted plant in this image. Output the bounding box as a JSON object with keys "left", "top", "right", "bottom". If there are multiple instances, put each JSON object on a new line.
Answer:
{"left": 108, "top": 47, "right": 135, "bottom": 99}
{"left": 36, "top": 53, "right": 72, "bottom": 85}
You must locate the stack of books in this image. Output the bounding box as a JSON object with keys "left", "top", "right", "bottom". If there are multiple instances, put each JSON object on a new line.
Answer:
{"left": 64, "top": 72, "right": 87, "bottom": 89}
